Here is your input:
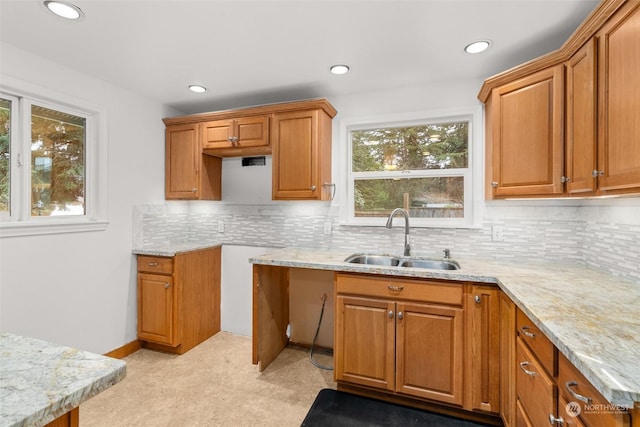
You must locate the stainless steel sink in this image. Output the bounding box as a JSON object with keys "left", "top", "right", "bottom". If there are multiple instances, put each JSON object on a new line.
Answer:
{"left": 399, "top": 259, "right": 460, "bottom": 270}
{"left": 344, "top": 254, "right": 401, "bottom": 266}
{"left": 344, "top": 254, "right": 460, "bottom": 270}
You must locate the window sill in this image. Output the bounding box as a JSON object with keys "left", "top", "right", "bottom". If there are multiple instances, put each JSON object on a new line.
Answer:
{"left": 0, "top": 219, "right": 109, "bottom": 238}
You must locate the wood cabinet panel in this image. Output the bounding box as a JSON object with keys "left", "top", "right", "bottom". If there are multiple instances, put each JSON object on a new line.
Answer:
{"left": 464, "top": 285, "right": 500, "bottom": 413}
{"left": 396, "top": 301, "right": 464, "bottom": 405}
{"left": 598, "top": 1, "right": 640, "bottom": 193}
{"left": 165, "top": 123, "right": 221, "bottom": 200}
{"left": 334, "top": 295, "right": 395, "bottom": 391}
{"left": 516, "top": 308, "right": 556, "bottom": 376}
{"left": 558, "top": 352, "right": 630, "bottom": 427}
{"left": 336, "top": 273, "right": 463, "bottom": 305}
{"left": 272, "top": 108, "right": 333, "bottom": 200}
{"left": 137, "top": 273, "right": 176, "bottom": 346}
{"left": 500, "top": 292, "right": 517, "bottom": 427}
{"left": 516, "top": 337, "right": 556, "bottom": 427}
{"left": 137, "top": 255, "right": 173, "bottom": 275}
{"left": 489, "top": 65, "right": 564, "bottom": 197}
{"left": 202, "top": 119, "right": 234, "bottom": 150}
{"left": 566, "top": 38, "right": 598, "bottom": 194}
{"left": 201, "top": 116, "right": 270, "bottom": 155}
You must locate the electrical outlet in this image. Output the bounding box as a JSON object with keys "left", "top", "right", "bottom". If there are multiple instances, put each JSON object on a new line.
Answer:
{"left": 323, "top": 222, "right": 332, "bottom": 235}
{"left": 217, "top": 220, "right": 225, "bottom": 233}
{"left": 492, "top": 225, "right": 504, "bottom": 242}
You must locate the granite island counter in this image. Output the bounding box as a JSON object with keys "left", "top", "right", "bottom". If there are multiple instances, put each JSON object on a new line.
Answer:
{"left": 250, "top": 247, "right": 640, "bottom": 413}
{"left": 0, "top": 333, "right": 126, "bottom": 427}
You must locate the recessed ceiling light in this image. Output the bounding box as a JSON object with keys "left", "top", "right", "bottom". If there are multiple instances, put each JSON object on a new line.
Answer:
{"left": 188, "top": 85, "right": 207, "bottom": 93}
{"left": 44, "top": 1, "right": 83, "bottom": 20}
{"left": 464, "top": 40, "right": 491, "bottom": 54}
{"left": 330, "top": 64, "right": 350, "bottom": 75}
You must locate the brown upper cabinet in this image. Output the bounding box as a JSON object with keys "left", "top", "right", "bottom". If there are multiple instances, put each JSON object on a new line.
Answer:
{"left": 201, "top": 115, "right": 270, "bottom": 157}
{"left": 165, "top": 123, "right": 222, "bottom": 200}
{"left": 162, "top": 98, "right": 337, "bottom": 201}
{"left": 480, "top": 0, "right": 640, "bottom": 199}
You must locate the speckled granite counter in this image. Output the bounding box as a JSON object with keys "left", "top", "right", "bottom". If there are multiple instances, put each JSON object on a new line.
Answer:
{"left": 250, "top": 247, "right": 640, "bottom": 409}
{"left": 0, "top": 333, "right": 126, "bottom": 427}
{"left": 132, "top": 240, "right": 223, "bottom": 257}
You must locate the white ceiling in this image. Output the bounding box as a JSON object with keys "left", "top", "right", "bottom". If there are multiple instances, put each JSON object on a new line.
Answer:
{"left": 0, "top": 0, "right": 600, "bottom": 115}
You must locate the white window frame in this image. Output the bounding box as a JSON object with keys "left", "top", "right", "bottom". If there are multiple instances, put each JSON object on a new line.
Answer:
{"left": 340, "top": 107, "right": 483, "bottom": 228}
{"left": 0, "top": 78, "right": 108, "bottom": 237}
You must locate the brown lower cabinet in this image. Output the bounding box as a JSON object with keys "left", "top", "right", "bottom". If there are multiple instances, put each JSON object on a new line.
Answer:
{"left": 136, "top": 246, "right": 221, "bottom": 354}
{"left": 505, "top": 305, "right": 632, "bottom": 427}
{"left": 334, "top": 273, "right": 500, "bottom": 421}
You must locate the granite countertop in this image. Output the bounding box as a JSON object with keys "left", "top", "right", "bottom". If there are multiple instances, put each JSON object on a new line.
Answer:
{"left": 0, "top": 333, "right": 127, "bottom": 427}
{"left": 250, "top": 247, "right": 640, "bottom": 409}
{"left": 132, "top": 240, "right": 223, "bottom": 257}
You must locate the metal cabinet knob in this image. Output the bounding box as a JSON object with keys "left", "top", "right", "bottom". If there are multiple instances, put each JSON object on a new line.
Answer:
{"left": 491, "top": 181, "right": 498, "bottom": 188}
{"left": 310, "top": 185, "right": 317, "bottom": 191}
{"left": 192, "top": 188, "right": 197, "bottom": 193}
{"left": 549, "top": 414, "right": 564, "bottom": 426}
{"left": 397, "top": 311, "right": 403, "bottom": 320}
{"left": 388, "top": 310, "right": 394, "bottom": 319}
{"left": 474, "top": 295, "right": 481, "bottom": 304}
{"left": 164, "top": 283, "right": 170, "bottom": 289}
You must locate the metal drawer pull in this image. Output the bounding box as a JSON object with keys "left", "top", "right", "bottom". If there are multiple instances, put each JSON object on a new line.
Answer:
{"left": 387, "top": 285, "right": 404, "bottom": 292}
{"left": 520, "top": 326, "right": 536, "bottom": 339}
{"left": 565, "top": 381, "right": 593, "bottom": 404}
{"left": 549, "top": 414, "right": 564, "bottom": 426}
{"left": 388, "top": 310, "right": 394, "bottom": 318}
{"left": 148, "top": 262, "right": 159, "bottom": 267}
{"left": 519, "top": 361, "right": 537, "bottom": 377}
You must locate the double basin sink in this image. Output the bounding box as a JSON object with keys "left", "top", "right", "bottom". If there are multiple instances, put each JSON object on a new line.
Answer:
{"left": 344, "top": 254, "right": 460, "bottom": 271}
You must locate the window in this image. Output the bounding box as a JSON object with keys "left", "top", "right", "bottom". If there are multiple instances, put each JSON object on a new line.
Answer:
{"left": 0, "top": 87, "right": 107, "bottom": 237}
{"left": 344, "top": 110, "right": 481, "bottom": 227}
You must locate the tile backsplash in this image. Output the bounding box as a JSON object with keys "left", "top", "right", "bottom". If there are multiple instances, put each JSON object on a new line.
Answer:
{"left": 134, "top": 199, "right": 640, "bottom": 283}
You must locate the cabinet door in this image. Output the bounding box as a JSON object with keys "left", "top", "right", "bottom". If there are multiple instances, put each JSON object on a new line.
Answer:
{"left": 396, "top": 301, "right": 464, "bottom": 406}
{"left": 272, "top": 109, "right": 331, "bottom": 200}
{"left": 499, "top": 292, "right": 517, "bottom": 427}
{"left": 566, "top": 38, "right": 598, "bottom": 195}
{"left": 165, "top": 123, "right": 200, "bottom": 199}
{"left": 597, "top": 2, "right": 640, "bottom": 193}
{"left": 489, "top": 65, "right": 564, "bottom": 197}
{"left": 465, "top": 286, "right": 500, "bottom": 413}
{"left": 334, "top": 295, "right": 395, "bottom": 391}
{"left": 235, "top": 116, "right": 269, "bottom": 148}
{"left": 201, "top": 119, "right": 234, "bottom": 150}
{"left": 137, "top": 273, "right": 178, "bottom": 346}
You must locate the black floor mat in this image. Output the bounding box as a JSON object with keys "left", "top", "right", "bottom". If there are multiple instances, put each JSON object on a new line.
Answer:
{"left": 301, "top": 389, "right": 494, "bottom": 427}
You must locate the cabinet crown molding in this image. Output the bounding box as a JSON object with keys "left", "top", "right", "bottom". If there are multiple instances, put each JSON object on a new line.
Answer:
{"left": 163, "top": 98, "right": 337, "bottom": 126}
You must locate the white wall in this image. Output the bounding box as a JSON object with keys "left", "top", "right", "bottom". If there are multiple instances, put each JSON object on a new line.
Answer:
{"left": 0, "top": 43, "right": 177, "bottom": 353}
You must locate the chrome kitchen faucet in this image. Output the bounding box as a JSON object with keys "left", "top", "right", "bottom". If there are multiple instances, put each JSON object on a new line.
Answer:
{"left": 385, "top": 208, "right": 411, "bottom": 257}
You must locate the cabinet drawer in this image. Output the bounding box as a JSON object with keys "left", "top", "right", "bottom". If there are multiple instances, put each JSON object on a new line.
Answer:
{"left": 557, "top": 353, "right": 630, "bottom": 427}
{"left": 516, "top": 337, "right": 556, "bottom": 427}
{"left": 336, "top": 273, "right": 463, "bottom": 305}
{"left": 516, "top": 308, "right": 556, "bottom": 375}
{"left": 137, "top": 256, "right": 173, "bottom": 274}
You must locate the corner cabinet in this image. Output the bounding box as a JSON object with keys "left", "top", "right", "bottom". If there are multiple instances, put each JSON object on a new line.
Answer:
{"left": 165, "top": 123, "right": 221, "bottom": 200}
{"left": 481, "top": 0, "right": 640, "bottom": 199}
{"left": 137, "top": 246, "right": 221, "bottom": 354}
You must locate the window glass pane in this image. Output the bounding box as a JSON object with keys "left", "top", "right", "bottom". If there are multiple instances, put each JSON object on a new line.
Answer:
{"left": 31, "top": 105, "right": 86, "bottom": 216}
{"left": 352, "top": 122, "right": 468, "bottom": 172}
{"left": 354, "top": 177, "right": 464, "bottom": 218}
{"left": 0, "top": 98, "right": 10, "bottom": 213}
